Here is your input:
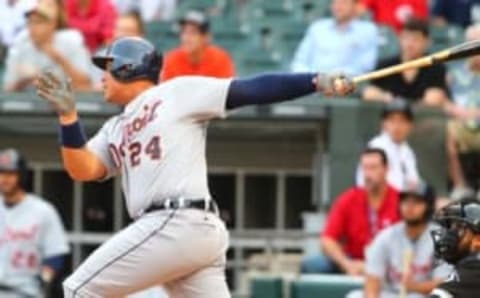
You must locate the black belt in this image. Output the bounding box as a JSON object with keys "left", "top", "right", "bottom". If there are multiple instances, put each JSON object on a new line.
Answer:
{"left": 145, "top": 198, "right": 218, "bottom": 214}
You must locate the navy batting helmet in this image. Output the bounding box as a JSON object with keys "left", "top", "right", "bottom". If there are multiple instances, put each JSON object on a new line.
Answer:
{"left": 400, "top": 183, "right": 436, "bottom": 220}
{"left": 0, "top": 149, "right": 28, "bottom": 188}
{"left": 92, "top": 37, "right": 162, "bottom": 83}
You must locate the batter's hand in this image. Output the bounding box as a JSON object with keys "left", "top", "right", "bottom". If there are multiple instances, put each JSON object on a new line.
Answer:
{"left": 314, "top": 73, "right": 355, "bottom": 97}
{"left": 35, "top": 70, "right": 76, "bottom": 115}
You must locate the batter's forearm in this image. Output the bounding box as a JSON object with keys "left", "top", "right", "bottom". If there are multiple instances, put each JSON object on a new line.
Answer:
{"left": 59, "top": 113, "right": 107, "bottom": 181}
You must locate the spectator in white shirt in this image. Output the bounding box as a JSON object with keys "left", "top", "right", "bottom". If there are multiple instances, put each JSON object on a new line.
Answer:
{"left": 357, "top": 100, "right": 421, "bottom": 191}
{"left": 291, "top": 0, "right": 378, "bottom": 75}
{"left": 114, "top": 0, "right": 176, "bottom": 22}
{"left": 0, "top": 0, "right": 29, "bottom": 47}
{"left": 3, "top": 0, "right": 91, "bottom": 91}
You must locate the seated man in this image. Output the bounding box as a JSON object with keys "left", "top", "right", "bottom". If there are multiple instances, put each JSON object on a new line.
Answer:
{"left": 362, "top": 18, "right": 449, "bottom": 106}
{"left": 348, "top": 184, "right": 452, "bottom": 298}
{"left": 3, "top": 0, "right": 91, "bottom": 91}
{"left": 357, "top": 100, "right": 420, "bottom": 191}
{"left": 302, "top": 148, "right": 400, "bottom": 275}
{"left": 160, "top": 10, "right": 235, "bottom": 82}
{"left": 291, "top": 0, "right": 378, "bottom": 75}
{"left": 446, "top": 24, "right": 480, "bottom": 200}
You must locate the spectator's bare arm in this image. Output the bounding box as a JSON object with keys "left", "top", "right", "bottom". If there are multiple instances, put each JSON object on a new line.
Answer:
{"left": 422, "top": 88, "right": 449, "bottom": 107}
{"left": 321, "top": 236, "right": 364, "bottom": 275}
{"left": 362, "top": 85, "right": 393, "bottom": 102}
{"left": 364, "top": 274, "right": 381, "bottom": 298}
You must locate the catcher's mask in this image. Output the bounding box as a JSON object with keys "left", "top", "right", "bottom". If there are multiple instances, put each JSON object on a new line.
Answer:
{"left": 432, "top": 198, "right": 480, "bottom": 264}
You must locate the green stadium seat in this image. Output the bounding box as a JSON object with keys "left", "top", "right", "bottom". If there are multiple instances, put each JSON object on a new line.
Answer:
{"left": 377, "top": 25, "right": 400, "bottom": 59}
{"left": 177, "top": 0, "right": 223, "bottom": 16}
{"left": 277, "top": 21, "right": 308, "bottom": 57}
{"left": 291, "top": 275, "right": 363, "bottom": 298}
{"left": 211, "top": 18, "right": 250, "bottom": 52}
{"left": 237, "top": 48, "right": 284, "bottom": 75}
{"left": 293, "top": 0, "right": 331, "bottom": 23}
{"left": 251, "top": 0, "right": 294, "bottom": 19}
{"left": 430, "top": 24, "right": 464, "bottom": 52}
{"left": 250, "top": 277, "right": 284, "bottom": 298}
{"left": 145, "top": 22, "right": 179, "bottom": 52}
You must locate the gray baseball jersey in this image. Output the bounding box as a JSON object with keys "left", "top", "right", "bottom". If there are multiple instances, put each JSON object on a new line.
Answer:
{"left": 87, "top": 76, "right": 231, "bottom": 218}
{"left": 365, "top": 222, "right": 453, "bottom": 298}
{"left": 0, "top": 194, "right": 70, "bottom": 297}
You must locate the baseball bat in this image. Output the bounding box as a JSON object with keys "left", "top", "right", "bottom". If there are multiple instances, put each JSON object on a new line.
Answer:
{"left": 353, "top": 40, "right": 480, "bottom": 84}
{"left": 399, "top": 249, "right": 413, "bottom": 298}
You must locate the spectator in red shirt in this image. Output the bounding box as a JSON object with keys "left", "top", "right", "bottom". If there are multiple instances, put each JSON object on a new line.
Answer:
{"left": 160, "top": 11, "right": 235, "bottom": 82}
{"left": 301, "top": 148, "right": 400, "bottom": 274}
{"left": 65, "top": 0, "right": 117, "bottom": 52}
{"left": 358, "top": 0, "right": 428, "bottom": 32}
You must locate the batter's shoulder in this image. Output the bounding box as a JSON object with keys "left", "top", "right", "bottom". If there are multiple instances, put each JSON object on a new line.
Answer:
{"left": 375, "top": 221, "right": 404, "bottom": 241}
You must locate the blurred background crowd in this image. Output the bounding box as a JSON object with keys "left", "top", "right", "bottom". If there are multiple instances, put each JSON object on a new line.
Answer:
{"left": 1, "top": 0, "right": 480, "bottom": 297}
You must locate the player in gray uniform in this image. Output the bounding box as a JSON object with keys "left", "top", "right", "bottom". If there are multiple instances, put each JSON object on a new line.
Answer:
{"left": 348, "top": 184, "right": 452, "bottom": 298}
{"left": 34, "top": 36, "right": 354, "bottom": 297}
{"left": 0, "top": 149, "right": 70, "bottom": 297}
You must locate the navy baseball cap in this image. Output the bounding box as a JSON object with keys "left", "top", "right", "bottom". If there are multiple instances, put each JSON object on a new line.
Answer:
{"left": 179, "top": 11, "right": 210, "bottom": 33}
{"left": 0, "top": 149, "right": 24, "bottom": 172}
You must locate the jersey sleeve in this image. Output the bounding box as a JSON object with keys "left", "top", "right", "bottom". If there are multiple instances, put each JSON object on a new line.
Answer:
{"left": 167, "top": 76, "right": 233, "bottom": 121}
{"left": 433, "top": 263, "right": 454, "bottom": 280}
{"left": 365, "top": 229, "right": 389, "bottom": 277}
{"left": 86, "top": 120, "right": 119, "bottom": 179}
{"left": 40, "top": 203, "right": 70, "bottom": 258}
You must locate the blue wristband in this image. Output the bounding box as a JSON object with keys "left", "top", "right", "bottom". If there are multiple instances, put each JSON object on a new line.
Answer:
{"left": 59, "top": 121, "right": 87, "bottom": 148}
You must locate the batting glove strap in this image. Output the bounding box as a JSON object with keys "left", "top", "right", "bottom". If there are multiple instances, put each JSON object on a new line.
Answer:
{"left": 59, "top": 121, "right": 87, "bottom": 148}
{"left": 313, "top": 73, "right": 355, "bottom": 96}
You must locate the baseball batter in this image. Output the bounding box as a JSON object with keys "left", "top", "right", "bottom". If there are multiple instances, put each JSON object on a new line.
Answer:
{"left": 0, "top": 149, "right": 70, "bottom": 298}
{"left": 35, "top": 36, "right": 354, "bottom": 297}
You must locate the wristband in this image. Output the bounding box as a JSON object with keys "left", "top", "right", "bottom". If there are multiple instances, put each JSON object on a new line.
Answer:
{"left": 59, "top": 121, "right": 87, "bottom": 148}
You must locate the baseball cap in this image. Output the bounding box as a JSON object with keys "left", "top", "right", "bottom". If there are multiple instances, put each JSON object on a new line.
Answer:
{"left": 381, "top": 98, "right": 414, "bottom": 121}
{"left": 400, "top": 182, "right": 435, "bottom": 202}
{"left": 0, "top": 149, "right": 23, "bottom": 172}
{"left": 25, "top": 0, "right": 58, "bottom": 21}
{"left": 179, "top": 10, "right": 210, "bottom": 33}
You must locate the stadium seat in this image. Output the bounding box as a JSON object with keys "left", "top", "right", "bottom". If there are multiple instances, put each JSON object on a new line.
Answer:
{"left": 250, "top": 277, "right": 284, "bottom": 298}
{"left": 430, "top": 24, "right": 464, "bottom": 52}
{"left": 277, "top": 21, "right": 308, "bottom": 58}
{"left": 237, "top": 49, "right": 283, "bottom": 75}
{"left": 290, "top": 275, "right": 363, "bottom": 298}
{"left": 177, "top": 0, "right": 224, "bottom": 16}
{"left": 145, "top": 21, "right": 179, "bottom": 52}
{"left": 211, "top": 18, "right": 250, "bottom": 52}
{"left": 377, "top": 25, "right": 400, "bottom": 59}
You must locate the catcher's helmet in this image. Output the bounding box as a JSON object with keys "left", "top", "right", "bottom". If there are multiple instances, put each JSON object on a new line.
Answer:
{"left": 431, "top": 198, "right": 480, "bottom": 264}
{"left": 400, "top": 183, "right": 436, "bottom": 220}
{"left": 92, "top": 37, "right": 162, "bottom": 83}
{"left": 0, "top": 148, "right": 28, "bottom": 188}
